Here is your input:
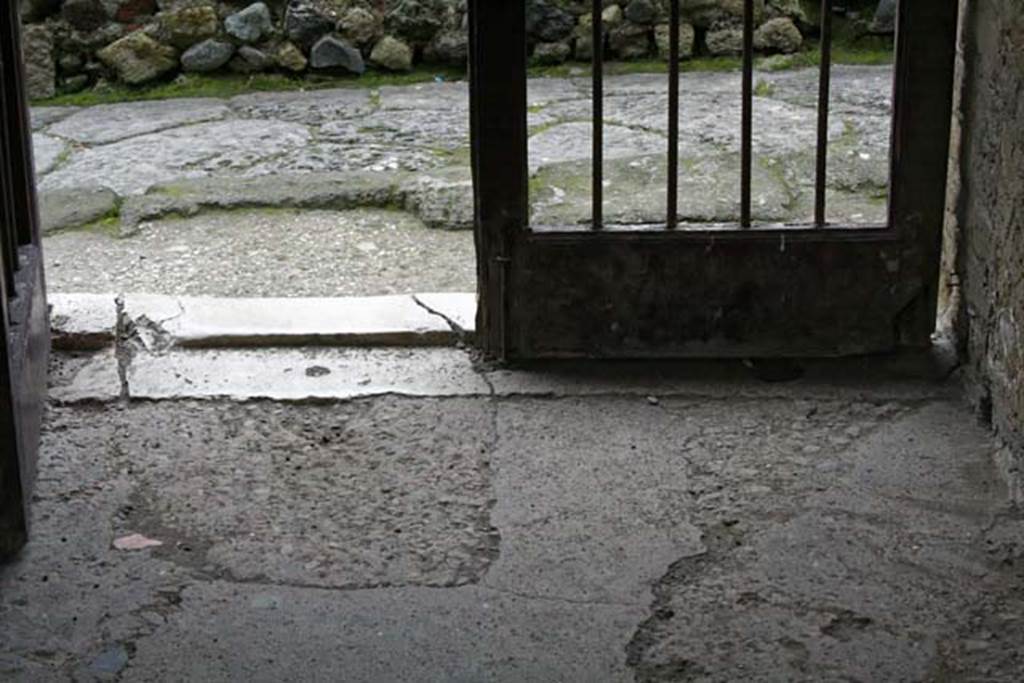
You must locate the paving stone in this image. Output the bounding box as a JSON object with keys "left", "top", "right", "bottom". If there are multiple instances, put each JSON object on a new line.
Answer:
{"left": 31, "top": 133, "right": 67, "bottom": 175}
{"left": 228, "top": 87, "right": 373, "bottom": 124}
{"left": 30, "top": 106, "right": 78, "bottom": 131}
{"left": 39, "top": 186, "right": 119, "bottom": 235}
{"left": 39, "top": 119, "right": 312, "bottom": 195}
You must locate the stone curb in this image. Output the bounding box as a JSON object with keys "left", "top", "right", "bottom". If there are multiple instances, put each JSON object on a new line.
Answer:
{"left": 49, "top": 292, "right": 477, "bottom": 351}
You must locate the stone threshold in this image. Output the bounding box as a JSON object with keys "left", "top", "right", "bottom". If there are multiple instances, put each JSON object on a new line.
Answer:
{"left": 50, "top": 344, "right": 961, "bottom": 405}
{"left": 50, "top": 292, "right": 476, "bottom": 351}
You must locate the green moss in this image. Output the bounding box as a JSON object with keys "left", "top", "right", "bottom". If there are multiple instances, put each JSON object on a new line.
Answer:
{"left": 81, "top": 213, "right": 121, "bottom": 237}
{"left": 528, "top": 120, "right": 561, "bottom": 137}
{"left": 429, "top": 147, "right": 472, "bottom": 166}
{"left": 753, "top": 79, "right": 775, "bottom": 97}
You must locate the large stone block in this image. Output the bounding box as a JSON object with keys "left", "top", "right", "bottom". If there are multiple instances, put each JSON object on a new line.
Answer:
{"left": 370, "top": 36, "right": 414, "bottom": 72}
{"left": 157, "top": 5, "right": 219, "bottom": 49}
{"left": 224, "top": 2, "right": 273, "bottom": 43}
{"left": 19, "top": 0, "right": 63, "bottom": 23}
{"left": 62, "top": 0, "right": 110, "bottom": 32}
{"left": 681, "top": 0, "right": 765, "bottom": 29}
{"left": 310, "top": 34, "right": 366, "bottom": 74}
{"left": 21, "top": 24, "right": 56, "bottom": 100}
{"left": 97, "top": 31, "right": 178, "bottom": 84}
{"left": 654, "top": 21, "right": 696, "bottom": 60}
{"left": 753, "top": 16, "right": 802, "bottom": 53}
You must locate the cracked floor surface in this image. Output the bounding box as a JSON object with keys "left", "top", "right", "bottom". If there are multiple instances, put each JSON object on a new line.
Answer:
{"left": 3, "top": 352, "right": 1024, "bottom": 680}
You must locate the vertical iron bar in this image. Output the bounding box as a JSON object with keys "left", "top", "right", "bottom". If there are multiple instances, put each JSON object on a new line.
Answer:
{"left": 667, "top": 0, "right": 680, "bottom": 229}
{"left": 815, "top": 0, "right": 833, "bottom": 227}
{"left": 740, "top": 0, "right": 753, "bottom": 228}
{"left": 592, "top": 0, "right": 603, "bottom": 230}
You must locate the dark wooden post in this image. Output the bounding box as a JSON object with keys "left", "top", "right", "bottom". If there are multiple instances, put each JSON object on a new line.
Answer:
{"left": 468, "top": 0, "right": 528, "bottom": 360}
{"left": 888, "top": 0, "right": 960, "bottom": 344}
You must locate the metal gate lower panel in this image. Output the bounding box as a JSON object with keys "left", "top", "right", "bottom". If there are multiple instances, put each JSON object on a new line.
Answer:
{"left": 469, "top": 0, "right": 958, "bottom": 360}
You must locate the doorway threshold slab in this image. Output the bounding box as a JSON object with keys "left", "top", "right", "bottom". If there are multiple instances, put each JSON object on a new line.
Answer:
{"left": 126, "top": 347, "right": 490, "bottom": 401}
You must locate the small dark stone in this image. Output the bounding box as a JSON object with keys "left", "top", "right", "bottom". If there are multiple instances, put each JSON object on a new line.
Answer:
{"left": 225, "top": 2, "right": 273, "bottom": 44}
{"left": 285, "top": 1, "right": 335, "bottom": 51}
{"left": 309, "top": 34, "right": 365, "bottom": 74}
{"left": 229, "top": 46, "right": 273, "bottom": 74}
{"left": 61, "top": 0, "right": 108, "bottom": 33}
{"left": 625, "top": 0, "right": 660, "bottom": 26}
{"left": 526, "top": 0, "right": 575, "bottom": 43}
{"left": 385, "top": 0, "right": 444, "bottom": 44}
{"left": 180, "top": 39, "right": 235, "bottom": 73}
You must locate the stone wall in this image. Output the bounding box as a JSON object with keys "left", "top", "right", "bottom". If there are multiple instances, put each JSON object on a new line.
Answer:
{"left": 957, "top": 0, "right": 1024, "bottom": 474}
{"left": 17, "top": 0, "right": 823, "bottom": 99}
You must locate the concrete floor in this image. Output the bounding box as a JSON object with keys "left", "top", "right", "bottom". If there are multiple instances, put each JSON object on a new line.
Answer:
{"left": 2, "top": 348, "right": 1024, "bottom": 681}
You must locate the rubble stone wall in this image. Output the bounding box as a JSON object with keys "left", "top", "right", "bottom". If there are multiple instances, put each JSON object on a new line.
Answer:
{"left": 18, "top": 0, "right": 822, "bottom": 99}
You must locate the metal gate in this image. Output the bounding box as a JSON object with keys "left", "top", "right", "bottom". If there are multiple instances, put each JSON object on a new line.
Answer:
{"left": 1, "top": 1, "right": 51, "bottom": 557}
{"left": 469, "top": 0, "right": 958, "bottom": 360}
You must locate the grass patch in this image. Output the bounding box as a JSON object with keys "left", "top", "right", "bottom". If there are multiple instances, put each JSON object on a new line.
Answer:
{"left": 34, "top": 66, "right": 467, "bottom": 107}
{"left": 526, "top": 44, "right": 890, "bottom": 82}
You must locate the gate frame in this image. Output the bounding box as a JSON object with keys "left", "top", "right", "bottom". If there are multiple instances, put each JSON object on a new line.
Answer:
{"left": 1, "top": 1, "right": 51, "bottom": 558}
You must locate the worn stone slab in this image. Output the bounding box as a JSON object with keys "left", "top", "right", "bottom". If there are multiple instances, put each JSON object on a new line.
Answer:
{"left": 47, "top": 98, "right": 232, "bottom": 145}
{"left": 39, "top": 186, "right": 119, "bottom": 235}
{"left": 30, "top": 106, "right": 78, "bottom": 131}
{"left": 228, "top": 87, "right": 373, "bottom": 124}
{"left": 125, "top": 347, "right": 490, "bottom": 400}
{"left": 121, "top": 294, "right": 458, "bottom": 347}
{"left": 115, "top": 169, "right": 475, "bottom": 232}
{"left": 31, "top": 133, "right": 67, "bottom": 176}
{"left": 49, "top": 292, "right": 117, "bottom": 350}
{"left": 39, "top": 119, "right": 313, "bottom": 196}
